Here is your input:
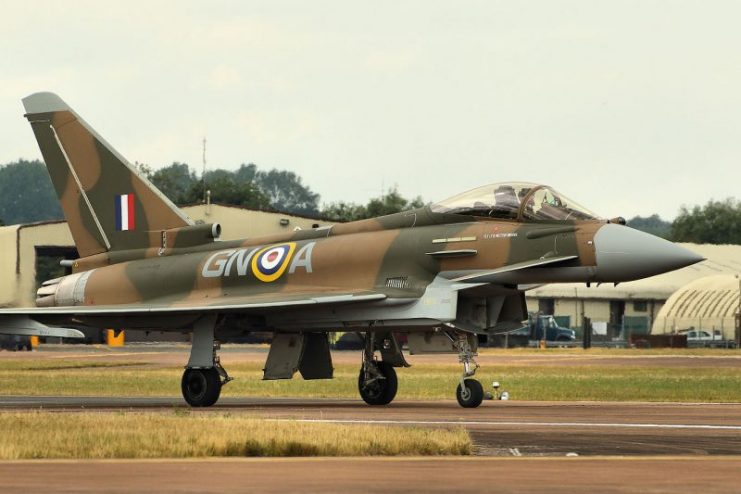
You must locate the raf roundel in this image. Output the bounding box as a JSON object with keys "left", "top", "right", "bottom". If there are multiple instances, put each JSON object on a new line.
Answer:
{"left": 251, "top": 243, "right": 297, "bottom": 282}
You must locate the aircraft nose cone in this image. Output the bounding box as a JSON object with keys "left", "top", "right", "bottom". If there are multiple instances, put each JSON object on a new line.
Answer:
{"left": 593, "top": 224, "right": 704, "bottom": 282}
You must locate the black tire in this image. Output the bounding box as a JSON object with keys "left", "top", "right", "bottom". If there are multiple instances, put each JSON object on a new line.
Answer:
{"left": 358, "top": 361, "right": 398, "bottom": 405}
{"left": 456, "top": 379, "right": 484, "bottom": 408}
{"left": 181, "top": 368, "right": 222, "bottom": 407}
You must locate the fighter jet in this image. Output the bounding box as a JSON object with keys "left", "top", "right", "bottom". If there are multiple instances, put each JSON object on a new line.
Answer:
{"left": 0, "top": 92, "right": 703, "bottom": 408}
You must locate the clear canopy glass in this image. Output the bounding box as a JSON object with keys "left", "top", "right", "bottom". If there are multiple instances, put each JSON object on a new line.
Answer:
{"left": 431, "top": 182, "right": 600, "bottom": 222}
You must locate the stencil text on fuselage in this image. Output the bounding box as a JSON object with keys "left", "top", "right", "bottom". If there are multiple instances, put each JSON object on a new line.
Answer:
{"left": 201, "top": 242, "right": 315, "bottom": 282}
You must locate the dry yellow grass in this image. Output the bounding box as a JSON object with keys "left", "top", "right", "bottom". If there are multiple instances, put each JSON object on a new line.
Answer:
{"left": 0, "top": 411, "right": 471, "bottom": 459}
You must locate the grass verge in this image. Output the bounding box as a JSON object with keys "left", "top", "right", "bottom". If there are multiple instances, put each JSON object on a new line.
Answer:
{"left": 0, "top": 411, "right": 470, "bottom": 459}
{"left": 1, "top": 360, "right": 740, "bottom": 402}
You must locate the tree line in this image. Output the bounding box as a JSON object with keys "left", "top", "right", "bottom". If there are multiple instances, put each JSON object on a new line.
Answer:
{"left": 0, "top": 159, "right": 739, "bottom": 244}
{"left": 0, "top": 159, "right": 422, "bottom": 226}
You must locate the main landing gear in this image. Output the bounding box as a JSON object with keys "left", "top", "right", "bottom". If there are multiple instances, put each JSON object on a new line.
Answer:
{"left": 358, "top": 332, "right": 399, "bottom": 406}
{"left": 355, "top": 330, "right": 496, "bottom": 408}
{"left": 181, "top": 316, "right": 232, "bottom": 407}
{"left": 449, "top": 331, "right": 484, "bottom": 408}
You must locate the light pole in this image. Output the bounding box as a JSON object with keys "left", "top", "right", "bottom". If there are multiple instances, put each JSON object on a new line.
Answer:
{"left": 736, "top": 275, "right": 741, "bottom": 348}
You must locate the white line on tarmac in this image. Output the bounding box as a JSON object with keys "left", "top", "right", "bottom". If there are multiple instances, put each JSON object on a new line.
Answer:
{"left": 269, "top": 418, "right": 741, "bottom": 431}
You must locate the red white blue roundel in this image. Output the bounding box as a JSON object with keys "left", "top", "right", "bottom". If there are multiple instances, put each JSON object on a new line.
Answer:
{"left": 251, "top": 243, "right": 296, "bottom": 282}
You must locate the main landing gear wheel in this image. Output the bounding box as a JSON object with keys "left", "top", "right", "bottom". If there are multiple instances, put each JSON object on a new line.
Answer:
{"left": 181, "top": 368, "right": 222, "bottom": 407}
{"left": 456, "top": 379, "right": 484, "bottom": 408}
{"left": 358, "top": 361, "right": 398, "bottom": 405}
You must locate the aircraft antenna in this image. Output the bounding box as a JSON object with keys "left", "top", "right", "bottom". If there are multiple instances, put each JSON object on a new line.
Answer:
{"left": 202, "top": 137, "right": 207, "bottom": 203}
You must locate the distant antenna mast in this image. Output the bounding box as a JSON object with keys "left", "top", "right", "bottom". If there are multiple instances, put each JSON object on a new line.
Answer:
{"left": 202, "top": 137, "right": 207, "bottom": 203}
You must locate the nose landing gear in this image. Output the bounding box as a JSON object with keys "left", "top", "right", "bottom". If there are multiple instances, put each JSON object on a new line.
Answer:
{"left": 449, "top": 331, "right": 484, "bottom": 408}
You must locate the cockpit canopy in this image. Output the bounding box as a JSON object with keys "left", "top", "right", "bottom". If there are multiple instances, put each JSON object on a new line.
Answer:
{"left": 431, "top": 182, "right": 600, "bottom": 222}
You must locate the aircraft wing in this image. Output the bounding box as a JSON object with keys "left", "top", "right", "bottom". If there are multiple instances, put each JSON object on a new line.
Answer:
{"left": 0, "top": 288, "right": 386, "bottom": 319}
{"left": 0, "top": 316, "right": 85, "bottom": 339}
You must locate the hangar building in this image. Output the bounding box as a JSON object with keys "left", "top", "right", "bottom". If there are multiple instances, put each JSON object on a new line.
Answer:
{"left": 525, "top": 243, "right": 741, "bottom": 338}
{"left": 652, "top": 274, "right": 740, "bottom": 340}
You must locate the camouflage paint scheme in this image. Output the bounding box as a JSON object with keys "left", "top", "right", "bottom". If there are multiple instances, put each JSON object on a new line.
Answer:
{"left": 0, "top": 93, "right": 704, "bottom": 407}
{"left": 4, "top": 92, "right": 702, "bottom": 336}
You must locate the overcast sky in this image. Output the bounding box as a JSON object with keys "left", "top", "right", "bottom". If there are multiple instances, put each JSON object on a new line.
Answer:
{"left": 1, "top": 1, "right": 739, "bottom": 219}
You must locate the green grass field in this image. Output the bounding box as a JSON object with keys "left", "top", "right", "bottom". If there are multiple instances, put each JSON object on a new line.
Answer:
{"left": 2, "top": 350, "right": 740, "bottom": 402}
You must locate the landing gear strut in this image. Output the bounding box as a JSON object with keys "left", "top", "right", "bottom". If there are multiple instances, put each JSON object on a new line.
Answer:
{"left": 358, "top": 332, "right": 398, "bottom": 405}
{"left": 182, "top": 316, "right": 232, "bottom": 407}
{"left": 448, "top": 331, "right": 484, "bottom": 408}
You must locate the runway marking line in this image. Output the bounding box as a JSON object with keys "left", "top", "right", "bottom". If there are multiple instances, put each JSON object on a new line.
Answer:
{"left": 268, "top": 418, "right": 741, "bottom": 431}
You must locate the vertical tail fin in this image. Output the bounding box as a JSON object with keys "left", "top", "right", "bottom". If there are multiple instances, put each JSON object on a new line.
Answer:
{"left": 22, "top": 92, "right": 192, "bottom": 257}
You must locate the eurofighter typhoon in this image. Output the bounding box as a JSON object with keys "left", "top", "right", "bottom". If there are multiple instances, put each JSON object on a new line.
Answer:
{"left": 0, "top": 93, "right": 703, "bottom": 408}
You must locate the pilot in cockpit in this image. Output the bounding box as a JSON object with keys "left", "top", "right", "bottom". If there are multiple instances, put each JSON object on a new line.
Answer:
{"left": 429, "top": 182, "right": 599, "bottom": 222}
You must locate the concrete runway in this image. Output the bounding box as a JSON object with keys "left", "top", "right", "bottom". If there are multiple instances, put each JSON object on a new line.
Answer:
{"left": 2, "top": 396, "right": 740, "bottom": 456}
{"left": 1, "top": 457, "right": 740, "bottom": 493}
{"left": 2, "top": 347, "right": 740, "bottom": 491}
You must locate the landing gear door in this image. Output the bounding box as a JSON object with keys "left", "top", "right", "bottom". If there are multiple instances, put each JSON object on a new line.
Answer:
{"left": 407, "top": 331, "right": 477, "bottom": 355}
{"left": 264, "top": 332, "right": 334, "bottom": 380}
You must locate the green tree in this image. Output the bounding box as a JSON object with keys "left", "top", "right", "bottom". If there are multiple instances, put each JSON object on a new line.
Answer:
{"left": 142, "top": 162, "right": 320, "bottom": 214}
{"left": 671, "top": 199, "right": 741, "bottom": 244}
{"left": 134, "top": 161, "right": 154, "bottom": 178}
{"left": 366, "top": 187, "right": 424, "bottom": 217}
{"left": 186, "top": 171, "right": 270, "bottom": 209}
{"left": 321, "top": 187, "right": 425, "bottom": 222}
{"left": 320, "top": 201, "right": 368, "bottom": 222}
{"left": 149, "top": 162, "right": 198, "bottom": 205}
{"left": 234, "top": 163, "right": 258, "bottom": 183}
{"left": 627, "top": 214, "right": 672, "bottom": 239}
{"left": 254, "top": 168, "right": 320, "bottom": 215}
{"left": 0, "top": 159, "right": 63, "bottom": 224}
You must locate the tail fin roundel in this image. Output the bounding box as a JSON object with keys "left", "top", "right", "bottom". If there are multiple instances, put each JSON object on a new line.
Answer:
{"left": 22, "top": 92, "right": 192, "bottom": 257}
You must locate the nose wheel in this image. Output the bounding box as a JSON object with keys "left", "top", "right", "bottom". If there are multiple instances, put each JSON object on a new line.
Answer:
{"left": 456, "top": 379, "right": 484, "bottom": 408}
{"left": 448, "top": 330, "right": 485, "bottom": 408}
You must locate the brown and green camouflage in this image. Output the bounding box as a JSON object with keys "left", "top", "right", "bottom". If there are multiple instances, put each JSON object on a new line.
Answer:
{"left": 9, "top": 92, "right": 702, "bottom": 337}
{"left": 0, "top": 92, "right": 705, "bottom": 407}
